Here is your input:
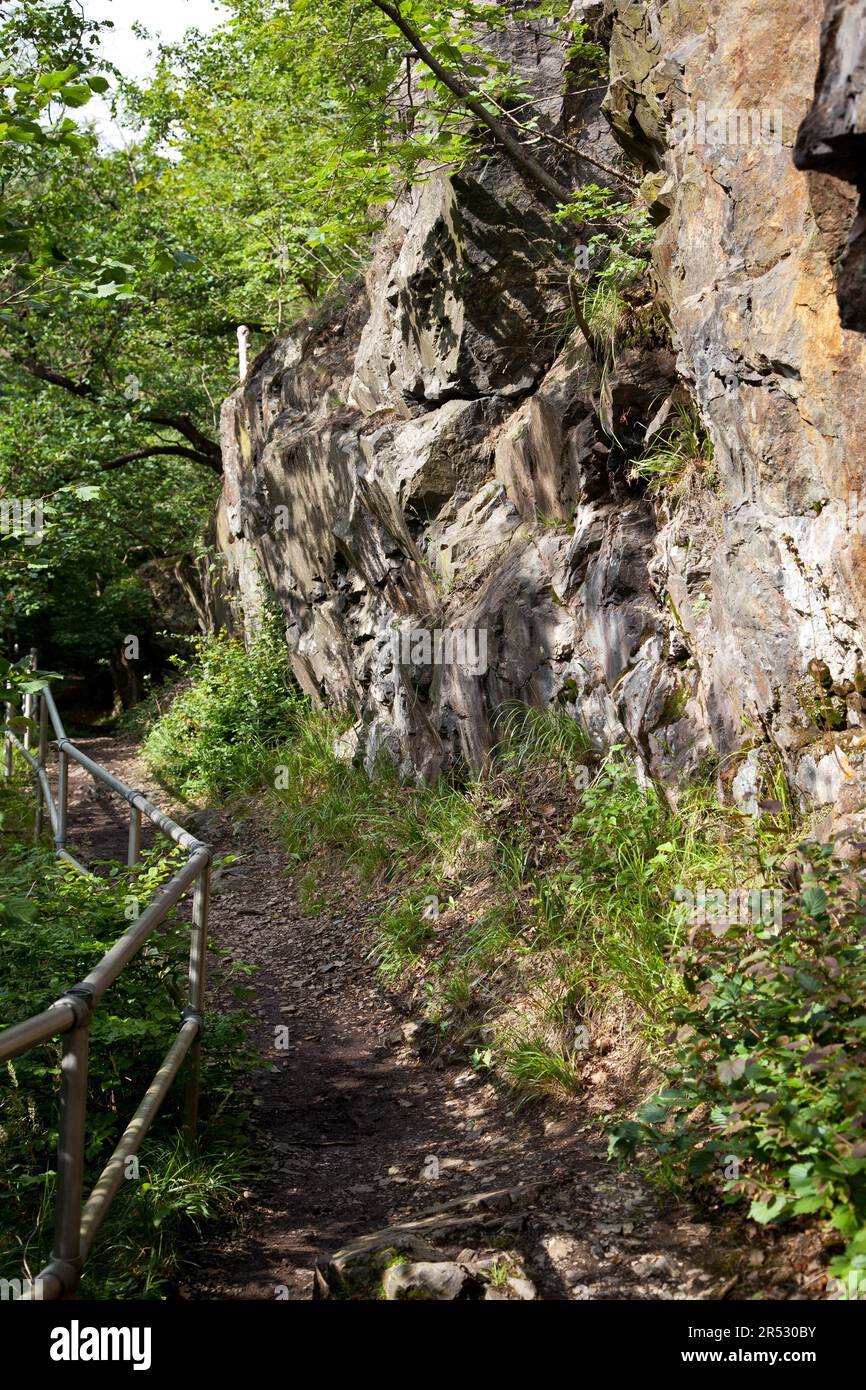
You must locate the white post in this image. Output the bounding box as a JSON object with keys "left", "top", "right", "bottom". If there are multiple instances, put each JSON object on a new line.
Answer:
{"left": 237, "top": 325, "right": 250, "bottom": 381}
{"left": 23, "top": 648, "right": 36, "bottom": 752}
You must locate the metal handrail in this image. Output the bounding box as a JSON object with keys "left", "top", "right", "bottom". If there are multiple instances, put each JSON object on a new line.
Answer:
{"left": 0, "top": 680, "right": 212, "bottom": 1301}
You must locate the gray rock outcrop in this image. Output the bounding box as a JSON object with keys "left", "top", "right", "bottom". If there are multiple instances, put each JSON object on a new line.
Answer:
{"left": 795, "top": 0, "right": 866, "bottom": 330}
{"left": 214, "top": 1, "right": 866, "bottom": 835}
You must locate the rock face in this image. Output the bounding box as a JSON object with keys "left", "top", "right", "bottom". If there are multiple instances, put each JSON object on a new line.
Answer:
{"left": 216, "top": 2, "right": 866, "bottom": 833}
{"left": 795, "top": 0, "right": 866, "bottom": 330}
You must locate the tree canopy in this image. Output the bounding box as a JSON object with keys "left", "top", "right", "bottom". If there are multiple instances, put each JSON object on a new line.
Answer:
{"left": 0, "top": 0, "right": 605, "bottom": 689}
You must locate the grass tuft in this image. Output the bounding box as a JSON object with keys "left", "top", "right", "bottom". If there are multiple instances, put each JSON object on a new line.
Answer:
{"left": 501, "top": 1033, "right": 583, "bottom": 1101}
{"left": 630, "top": 404, "right": 717, "bottom": 498}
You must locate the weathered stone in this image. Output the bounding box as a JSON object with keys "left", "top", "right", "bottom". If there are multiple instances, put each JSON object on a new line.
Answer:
{"left": 795, "top": 750, "right": 847, "bottom": 806}
{"left": 600, "top": 0, "right": 866, "bottom": 809}
{"left": 794, "top": 0, "right": 866, "bottom": 329}
{"left": 213, "top": 2, "right": 866, "bottom": 837}
{"left": 506, "top": 1275, "right": 538, "bottom": 1300}
{"left": 349, "top": 166, "right": 571, "bottom": 414}
{"left": 361, "top": 397, "right": 507, "bottom": 522}
{"left": 494, "top": 342, "right": 603, "bottom": 522}
{"left": 795, "top": 0, "right": 866, "bottom": 182}
{"left": 322, "top": 1233, "right": 444, "bottom": 1295}
{"left": 381, "top": 1260, "right": 469, "bottom": 1300}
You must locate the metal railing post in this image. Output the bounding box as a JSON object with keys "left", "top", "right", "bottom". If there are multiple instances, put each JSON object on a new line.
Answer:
{"left": 183, "top": 855, "right": 211, "bottom": 1144}
{"left": 22, "top": 648, "right": 36, "bottom": 754}
{"left": 3, "top": 700, "right": 11, "bottom": 781}
{"left": 0, "top": 677, "right": 220, "bottom": 1296}
{"left": 127, "top": 804, "right": 142, "bottom": 867}
{"left": 50, "top": 989, "right": 92, "bottom": 1297}
{"left": 22, "top": 691, "right": 33, "bottom": 752}
{"left": 34, "top": 693, "right": 49, "bottom": 842}
{"left": 56, "top": 747, "right": 68, "bottom": 852}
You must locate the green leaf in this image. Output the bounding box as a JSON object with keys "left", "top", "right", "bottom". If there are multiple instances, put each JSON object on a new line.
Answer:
{"left": 791, "top": 1195, "right": 825, "bottom": 1214}
{"left": 636, "top": 1100, "right": 668, "bottom": 1125}
{"left": 788, "top": 1163, "right": 815, "bottom": 1195}
{"left": 801, "top": 886, "right": 828, "bottom": 917}
{"left": 831, "top": 1205, "right": 861, "bottom": 1237}
{"left": 749, "top": 1194, "right": 787, "bottom": 1224}
{"left": 58, "top": 84, "right": 92, "bottom": 109}
{"left": 35, "top": 66, "right": 79, "bottom": 91}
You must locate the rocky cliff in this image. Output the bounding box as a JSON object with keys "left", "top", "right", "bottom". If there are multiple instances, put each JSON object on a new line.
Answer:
{"left": 215, "top": 0, "right": 866, "bottom": 837}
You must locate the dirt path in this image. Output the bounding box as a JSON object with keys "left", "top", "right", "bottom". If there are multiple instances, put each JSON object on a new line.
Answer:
{"left": 62, "top": 737, "right": 828, "bottom": 1302}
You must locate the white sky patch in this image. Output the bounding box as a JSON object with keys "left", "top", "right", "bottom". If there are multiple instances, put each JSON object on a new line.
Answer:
{"left": 78, "top": 0, "right": 230, "bottom": 143}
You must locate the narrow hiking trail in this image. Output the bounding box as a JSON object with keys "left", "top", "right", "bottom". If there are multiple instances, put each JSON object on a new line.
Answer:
{"left": 64, "top": 736, "right": 829, "bottom": 1302}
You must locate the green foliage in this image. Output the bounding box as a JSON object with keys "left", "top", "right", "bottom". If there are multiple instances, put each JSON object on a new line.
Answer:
{"left": 1, "top": 0, "right": 590, "bottom": 683}
{"left": 126, "top": 0, "right": 579, "bottom": 321}
{"left": 0, "top": 760, "right": 36, "bottom": 845}
{"left": 142, "top": 620, "right": 300, "bottom": 801}
{"left": 232, "top": 701, "right": 480, "bottom": 883}
{"left": 461, "top": 903, "right": 524, "bottom": 970}
{"left": 0, "top": 2, "right": 110, "bottom": 262}
{"left": 0, "top": 98, "right": 222, "bottom": 667}
{"left": 0, "top": 651, "right": 53, "bottom": 715}
{"left": 558, "top": 184, "right": 654, "bottom": 269}
{"left": 0, "top": 3, "right": 219, "bottom": 674}
{"left": 608, "top": 841, "right": 866, "bottom": 1285}
{"left": 280, "top": 731, "right": 479, "bottom": 886}
{"left": 530, "top": 751, "right": 802, "bottom": 1022}
{"left": 82, "top": 1138, "right": 251, "bottom": 1299}
{"left": 630, "top": 404, "right": 717, "bottom": 498}
{"left": 0, "top": 828, "right": 253, "bottom": 1296}
{"left": 557, "top": 185, "right": 655, "bottom": 359}
{"left": 502, "top": 1033, "right": 582, "bottom": 1100}
{"left": 127, "top": 0, "right": 399, "bottom": 317}
{"left": 371, "top": 894, "right": 439, "bottom": 980}
{"left": 527, "top": 753, "right": 682, "bottom": 1015}
{"left": 496, "top": 701, "right": 590, "bottom": 774}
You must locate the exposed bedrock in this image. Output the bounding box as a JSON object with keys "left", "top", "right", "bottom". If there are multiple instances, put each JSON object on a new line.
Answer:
{"left": 215, "top": 3, "right": 866, "bottom": 839}
{"left": 795, "top": 0, "right": 866, "bottom": 331}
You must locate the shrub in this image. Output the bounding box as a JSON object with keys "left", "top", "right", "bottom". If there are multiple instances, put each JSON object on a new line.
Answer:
{"left": 142, "top": 618, "right": 299, "bottom": 801}
{"left": 556, "top": 184, "right": 656, "bottom": 366}
{"left": 0, "top": 835, "right": 253, "bottom": 1297}
{"left": 608, "top": 841, "right": 866, "bottom": 1286}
